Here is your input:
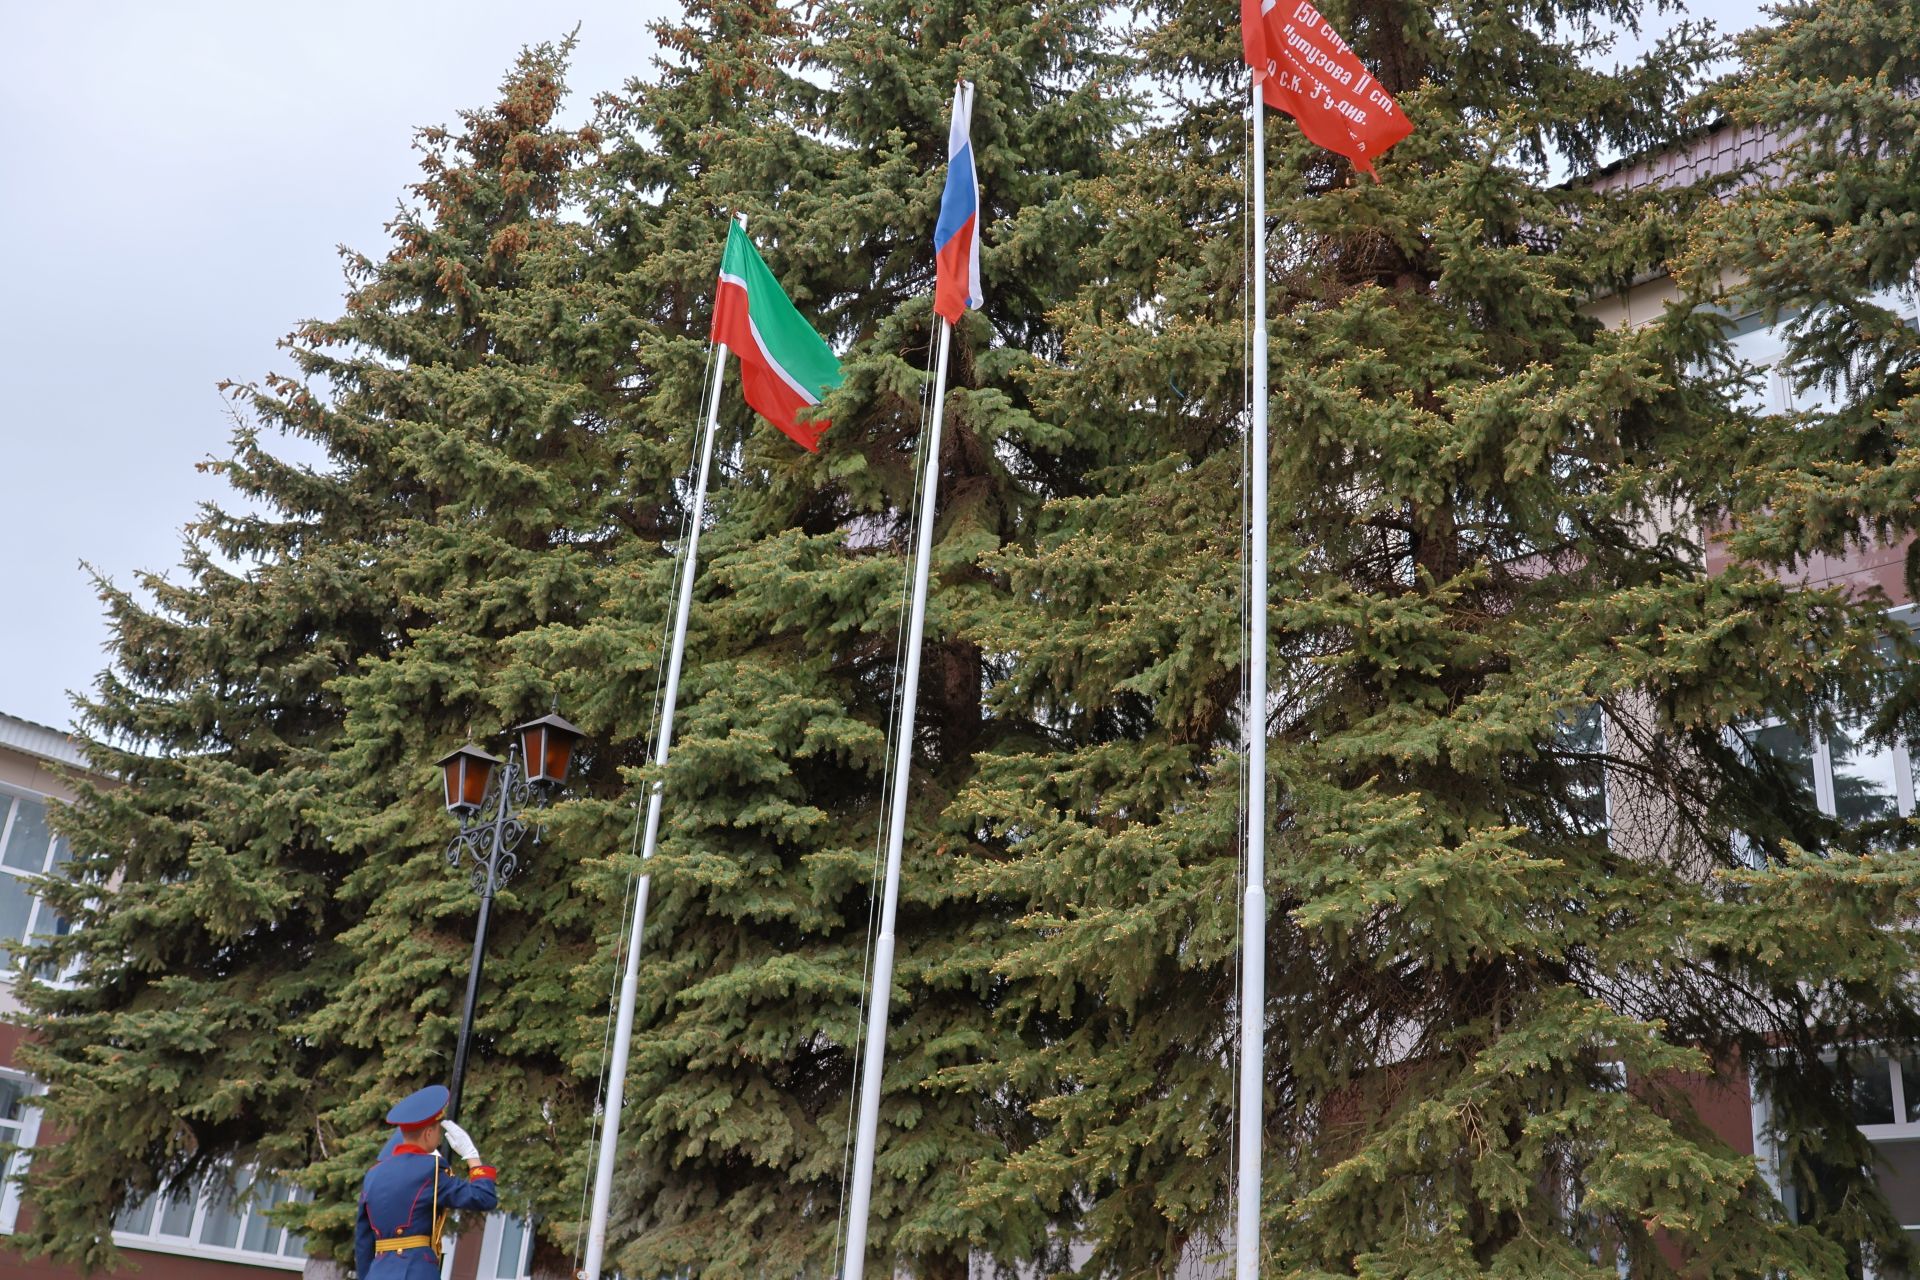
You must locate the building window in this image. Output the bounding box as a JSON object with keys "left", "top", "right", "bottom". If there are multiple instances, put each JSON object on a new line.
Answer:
{"left": 1836, "top": 1050, "right": 1920, "bottom": 1274}
{"left": 1744, "top": 709, "right": 1916, "bottom": 840}
{"left": 478, "top": 1214, "right": 535, "bottom": 1280}
{"left": 1721, "top": 310, "right": 1833, "bottom": 416}
{"left": 0, "top": 784, "right": 72, "bottom": 967}
{"left": 1741, "top": 617, "right": 1920, "bottom": 856}
{"left": 1719, "top": 288, "right": 1919, "bottom": 418}
{"left": 112, "top": 1168, "right": 307, "bottom": 1270}
{"left": 0, "top": 1071, "right": 44, "bottom": 1234}
{"left": 1556, "top": 705, "right": 1609, "bottom": 835}
{"left": 1753, "top": 1052, "right": 1920, "bottom": 1275}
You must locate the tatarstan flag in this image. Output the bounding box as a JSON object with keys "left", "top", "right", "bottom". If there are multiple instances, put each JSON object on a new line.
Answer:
{"left": 711, "top": 220, "right": 844, "bottom": 452}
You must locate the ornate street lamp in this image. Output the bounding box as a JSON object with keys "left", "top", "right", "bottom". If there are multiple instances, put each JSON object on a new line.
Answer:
{"left": 436, "top": 713, "right": 584, "bottom": 1120}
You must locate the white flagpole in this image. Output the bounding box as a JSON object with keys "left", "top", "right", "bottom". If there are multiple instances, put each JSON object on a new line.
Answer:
{"left": 580, "top": 217, "right": 740, "bottom": 1280}
{"left": 840, "top": 314, "right": 953, "bottom": 1280}
{"left": 1236, "top": 69, "right": 1269, "bottom": 1280}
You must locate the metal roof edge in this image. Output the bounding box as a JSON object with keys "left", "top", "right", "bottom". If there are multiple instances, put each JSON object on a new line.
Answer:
{"left": 0, "top": 711, "right": 97, "bottom": 773}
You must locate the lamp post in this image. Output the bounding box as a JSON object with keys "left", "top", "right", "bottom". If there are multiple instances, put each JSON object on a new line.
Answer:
{"left": 434, "top": 712, "right": 584, "bottom": 1121}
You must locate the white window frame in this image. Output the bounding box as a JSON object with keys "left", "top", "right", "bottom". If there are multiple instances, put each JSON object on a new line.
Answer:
{"left": 1836, "top": 1051, "right": 1920, "bottom": 1280}
{"left": 1733, "top": 714, "right": 1914, "bottom": 870}
{"left": 1749, "top": 1060, "right": 1783, "bottom": 1201}
{"left": 1753, "top": 1049, "right": 1920, "bottom": 1280}
{"left": 1720, "top": 310, "right": 1799, "bottom": 416}
{"left": 475, "top": 1213, "right": 535, "bottom": 1280}
{"left": 110, "top": 1168, "right": 307, "bottom": 1271}
{"left": 1733, "top": 607, "right": 1920, "bottom": 862}
{"left": 1839, "top": 1051, "right": 1920, "bottom": 1145}
{"left": 0, "top": 782, "right": 79, "bottom": 983}
{"left": 1720, "top": 287, "right": 1920, "bottom": 419}
{"left": 0, "top": 1069, "right": 44, "bottom": 1235}
{"left": 1802, "top": 718, "right": 1913, "bottom": 824}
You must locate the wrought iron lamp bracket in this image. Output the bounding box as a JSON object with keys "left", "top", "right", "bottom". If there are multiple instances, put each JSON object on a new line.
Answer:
{"left": 444, "top": 746, "right": 553, "bottom": 892}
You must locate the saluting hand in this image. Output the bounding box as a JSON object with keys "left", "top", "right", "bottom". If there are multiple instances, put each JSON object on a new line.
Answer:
{"left": 441, "top": 1119, "right": 482, "bottom": 1166}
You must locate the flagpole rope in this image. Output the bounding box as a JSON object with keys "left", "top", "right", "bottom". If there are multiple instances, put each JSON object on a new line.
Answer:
{"left": 572, "top": 334, "right": 725, "bottom": 1275}
{"left": 828, "top": 304, "right": 943, "bottom": 1280}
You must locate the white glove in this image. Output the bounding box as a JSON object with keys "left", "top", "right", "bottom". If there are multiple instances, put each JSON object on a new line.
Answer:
{"left": 441, "top": 1119, "right": 481, "bottom": 1164}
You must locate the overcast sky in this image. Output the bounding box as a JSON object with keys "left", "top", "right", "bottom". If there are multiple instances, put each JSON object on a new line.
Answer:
{"left": 0, "top": 1, "right": 1765, "bottom": 737}
{"left": 0, "top": 2, "right": 674, "bottom": 734}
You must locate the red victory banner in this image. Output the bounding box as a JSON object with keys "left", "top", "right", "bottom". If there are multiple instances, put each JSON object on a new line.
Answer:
{"left": 1240, "top": 0, "right": 1413, "bottom": 175}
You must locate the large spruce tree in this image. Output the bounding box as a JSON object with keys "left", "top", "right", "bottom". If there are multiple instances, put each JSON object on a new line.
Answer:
{"left": 18, "top": 3, "right": 1130, "bottom": 1277}
{"left": 564, "top": 2, "right": 1128, "bottom": 1276}
{"left": 14, "top": 40, "right": 611, "bottom": 1277}
{"left": 960, "top": 0, "right": 1920, "bottom": 1275}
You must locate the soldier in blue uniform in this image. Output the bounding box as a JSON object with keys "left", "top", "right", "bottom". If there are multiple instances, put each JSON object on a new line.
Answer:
{"left": 354, "top": 1085, "right": 498, "bottom": 1279}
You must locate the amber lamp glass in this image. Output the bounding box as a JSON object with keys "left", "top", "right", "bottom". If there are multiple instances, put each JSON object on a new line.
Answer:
{"left": 516, "top": 713, "right": 584, "bottom": 788}
{"left": 436, "top": 743, "right": 502, "bottom": 815}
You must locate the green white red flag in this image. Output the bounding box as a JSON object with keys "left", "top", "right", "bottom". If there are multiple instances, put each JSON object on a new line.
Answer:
{"left": 1241, "top": 0, "right": 1412, "bottom": 175}
{"left": 711, "top": 220, "right": 844, "bottom": 452}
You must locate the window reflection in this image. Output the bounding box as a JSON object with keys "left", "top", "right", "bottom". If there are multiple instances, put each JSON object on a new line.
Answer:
{"left": 198, "top": 1178, "right": 243, "bottom": 1249}
{"left": 0, "top": 877, "right": 32, "bottom": 964}
{"left": 114, "top": 1170, "right": 304, "bottom": 1262}
{"left": 156, "top": 1190, "right": 197, "bottom": 1237}
{"left": 240, "top": 1179, "right": 287, "bottom": 1254}
{"left": 1829, "top": 718, "right": 1901, "bottom": 827}
{"left": 114, "top": 1196, "right": 157, "bottom": 1235}
{"left": 1752, "top": 723, "right": 1819, "bottom": 809}
{"left": 1721, "top": 312, "right": 1788, "bottom": 413}
{"left": 1555, "top": 706, "right": 1608, "bottom": 834}
{"left": 1902, "top": 1055, "right": 1920, "bottom": 1125}
{"left": 0, "top": 1078, "right": 24, "bottom": 1197}
{"left": 0, "top": 788, "right": 71, "bottom": 966}
{"left": 496, "top": 1216, "right": 531, "bottom": 1279}
{"left": 1848, "top": 1053, "right": 1898, "bottom": 1125}
{"left": 0, "top": 797, "right": 52, "bottom": 873}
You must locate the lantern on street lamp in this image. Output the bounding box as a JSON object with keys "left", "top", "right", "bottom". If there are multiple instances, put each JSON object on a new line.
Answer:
{"left": 514, "top": 712, "right": 584, "bottom": 790}
{"left": 435, "top": 743, "right": 501, "bottom": 816}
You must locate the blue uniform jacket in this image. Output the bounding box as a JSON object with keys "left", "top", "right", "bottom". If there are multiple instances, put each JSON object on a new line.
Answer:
{"left": 354, "top": 1144, "right": 498, "bottom": 1280}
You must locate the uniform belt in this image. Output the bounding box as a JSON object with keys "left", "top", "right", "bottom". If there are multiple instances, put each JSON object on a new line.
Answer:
{"left": 374, "top": 1234, "right": 436, "bottom": 1255}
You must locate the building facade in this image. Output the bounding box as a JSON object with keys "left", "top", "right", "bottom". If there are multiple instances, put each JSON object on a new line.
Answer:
{"left": 1588, "top": 122, "right": 1920, "bottom": 1271}
{"left": 0, "top": 709, "right": 532, "bottom": 1280}
{"left": 0, "top": 709, "right": 302, "bottom": 1278}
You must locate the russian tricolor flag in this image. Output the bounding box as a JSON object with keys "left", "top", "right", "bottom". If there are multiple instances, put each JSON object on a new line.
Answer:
{"left": 933, "top": 81, "right": 982, "bottom": 325}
